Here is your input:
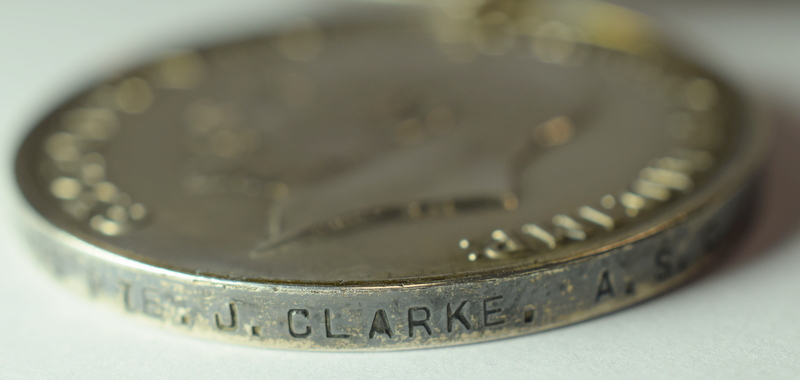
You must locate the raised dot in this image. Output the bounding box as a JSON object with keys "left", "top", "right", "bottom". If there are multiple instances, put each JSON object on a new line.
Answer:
{"left": 185, "top": 100, "right": 225, "bottom": 134}
{"left": 107, "top": 205, "right": 129, "bottom": 223}
{"left": 267, "top": 182, "right": 290, "bottom": 201}
{"left": 45, "top": 133, "right": 81, "bottom": 162}
{"left": 62, "top": 108, "right": 119, "bottom": 140}
{"left": 600, "top": 194, "right": 616, "bottom": 209}
{"left": 90, "top": 215, "right": 122, "bottom": 236}
{"left": 533, "top": 116, "right": 574, "bottom": 147}
{"left": 50, "top": 177, "right": 83, "bottom": 200}
{"left": 62, "top": 199, "right": 91, "bottom": 220}
{"left": 80, "top": 163, "right": 105, "bottom": 185}
{"left": 502, "top": 193, "right": 519, "bottom": 211}
{"left": 491, "top": 230, "right": 509, "bottom": 241}
{"left": 93, "top": 181, "right": 119, "bottom": 203}
{"left": 683, "top": 78, "right": 718, "bottom": 111}
{"left": 155, "top": 51, "right": 206, "bottom": 89}
{"left": 114, "top": 77, "right": 153, "bottom": 114}
{"left": 458, "top": 239, "right": 470, "bottom": 249}
{"left": 129, "top": 203, "right": 148, "bottom": 221}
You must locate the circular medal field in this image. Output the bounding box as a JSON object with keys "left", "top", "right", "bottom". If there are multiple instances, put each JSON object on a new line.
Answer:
{"left": 14, "top": 1, "right": 766, "bottom": 350}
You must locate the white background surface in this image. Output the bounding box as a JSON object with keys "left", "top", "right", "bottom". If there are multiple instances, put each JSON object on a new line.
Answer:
{"left": 1, "top": 1, "right": 799, "bottom": 379}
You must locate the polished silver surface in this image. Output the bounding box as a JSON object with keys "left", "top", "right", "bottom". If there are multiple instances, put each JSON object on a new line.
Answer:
{"left": 13, "top": 0, "right": 766, "bottom": 350}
